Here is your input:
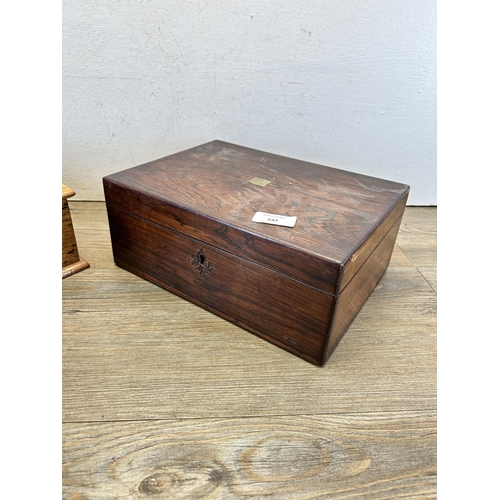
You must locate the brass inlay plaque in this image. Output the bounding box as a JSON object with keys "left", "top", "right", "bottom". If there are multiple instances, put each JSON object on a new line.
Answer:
{"left": 249, "top": 177, "right": 271, "bottom": 187}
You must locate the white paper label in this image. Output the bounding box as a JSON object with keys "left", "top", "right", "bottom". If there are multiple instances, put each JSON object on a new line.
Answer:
{"left": 251, "top": 212, "right": 297, "bottom": 228}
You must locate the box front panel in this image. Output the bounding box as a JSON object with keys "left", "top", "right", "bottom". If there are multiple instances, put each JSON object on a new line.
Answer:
{"left": 107, "top": 206, "right": 333, "bottom": 364}
{"left": 103, "top": 178, "right": 341, "bottom": 294}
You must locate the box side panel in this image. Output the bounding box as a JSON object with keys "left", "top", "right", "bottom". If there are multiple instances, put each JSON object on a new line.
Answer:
{"left": 103, "top": 179, "right": 341, "bottom": 295}
{"left": 107, "top": 205, "right": 333, "bottom": 365}
{"left": 337, "top": 192, "right": 409, "bottom": 293}
{"left": 323, "top": 214, "right": 404, "bottom": 364}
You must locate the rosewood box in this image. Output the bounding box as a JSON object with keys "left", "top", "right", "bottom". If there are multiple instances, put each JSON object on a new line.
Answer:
{"left": 103, "top": 141, "right": 409, "bottom": 365}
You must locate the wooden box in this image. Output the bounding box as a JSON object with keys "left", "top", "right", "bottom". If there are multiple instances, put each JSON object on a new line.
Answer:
{"left": 62, "top": 184, "right": 89, "bottom": 279}
{"left": 103, "top": 141, "right": 409, "bottom": 365}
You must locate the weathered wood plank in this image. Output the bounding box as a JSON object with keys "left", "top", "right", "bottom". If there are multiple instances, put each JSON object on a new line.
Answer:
{"left": 63, "top": 268, "right": 435, "bottom": 421}
{"left": 396, "top": 207, "right": 437, "bottom": 269}
{"left": 63, "top": 411, "right": 436, "bottom": 500}
{"left": 417, "top": 267, "right": 437, "bottom": 293}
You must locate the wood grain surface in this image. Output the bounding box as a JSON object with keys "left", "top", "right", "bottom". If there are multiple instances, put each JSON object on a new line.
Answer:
{"left": 103, "top": 141, "right": 409, "bottom": 364}
{"left": 103, "top": 141, "right": 409, "bottom": 295}
{"left": 62, "top": 185, "right": 89, "bottom": 278}
{"left": 106, "top": 205, "right": 333, "bottom": 365}
{"left": 63, "top": 412, "right": 436, "bottom": 500}
{"left": 62, "top": 198, "right": 80, "bottom": 269}
{"left": 63, "top": 184, "right": 76, "bottom": 199}
{"left": 62, "top": 202, "right": 436, "bottom": 499}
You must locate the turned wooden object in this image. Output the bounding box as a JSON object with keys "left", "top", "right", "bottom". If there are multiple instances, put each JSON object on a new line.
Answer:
{"left": 62, "top": 184, "right": 89, "bottom": 279}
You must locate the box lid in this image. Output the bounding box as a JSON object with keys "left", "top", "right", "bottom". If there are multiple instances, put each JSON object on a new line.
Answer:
{"left": 103, "top": 141, "right": 409, "bottom": 295}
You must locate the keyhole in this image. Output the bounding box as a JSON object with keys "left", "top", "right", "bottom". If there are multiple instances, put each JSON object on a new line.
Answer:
{"left": 199, "top": 254, "right": 205, "bottom": 264}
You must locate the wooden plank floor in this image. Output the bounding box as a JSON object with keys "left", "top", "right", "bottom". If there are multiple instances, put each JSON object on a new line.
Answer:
{"left": 62, "top": 203, "right": 436, "bottom": 499}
